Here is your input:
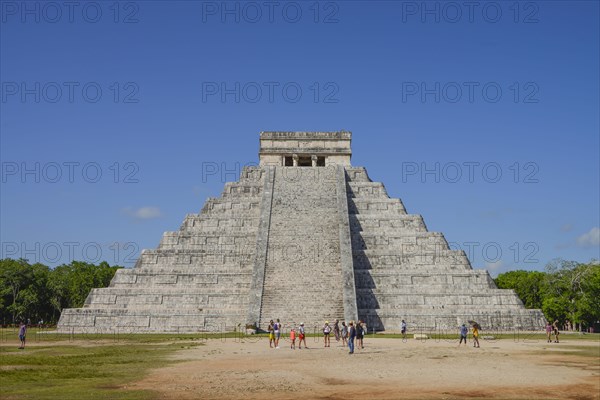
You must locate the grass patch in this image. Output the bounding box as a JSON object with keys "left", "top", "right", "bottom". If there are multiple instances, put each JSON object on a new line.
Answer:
{"left": 0, "top": 338, "right": 204, "bottom": 400}
{"left": 1, "top": 328, "right": 597, "bottom": 399}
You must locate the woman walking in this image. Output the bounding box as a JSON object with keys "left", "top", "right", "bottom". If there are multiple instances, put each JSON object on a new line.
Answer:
{"left": 298, "top": 323, "right": 308, "bottom": 349}
{"left": 267, "top": 320, "right": 275, "bottom": 348}
{"left": 356, "top": 320, "right": 365, "bottom": 350}
{"left": 472, "top": 324, "right": 480, "bottom": 348}
{"left": 545, "top": 321, "right": 553, "bottom": 343}
{"left": 18, "top": 321, "right": 27, "bottom": 350}
{"left": 333, "top": 319, "right": 340, "bottom": 342}
{"left": 323, "top": 321, "right": 331, "bottom": 347}
{"left": 341, "top": 321, "right": 348, "bottom": 347}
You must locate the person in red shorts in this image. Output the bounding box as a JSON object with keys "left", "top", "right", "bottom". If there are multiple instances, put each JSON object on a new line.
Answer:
{"left": 298, "top": 323, "right": 307, "bottom": 349}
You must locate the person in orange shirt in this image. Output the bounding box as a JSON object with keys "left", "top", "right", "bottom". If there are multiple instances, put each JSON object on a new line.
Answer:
{"left": 290, "top": 328, "right": 296, "bottom": 350}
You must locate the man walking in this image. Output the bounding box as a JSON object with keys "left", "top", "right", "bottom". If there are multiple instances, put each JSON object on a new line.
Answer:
{"left": 458, "top": 323, "right": 468, "bottom": 347}
{"left": 348, "top": 321, "right": 356, "bottom": 354}
{"left": 401, "top": 320, "right": 407, "bottom": 339}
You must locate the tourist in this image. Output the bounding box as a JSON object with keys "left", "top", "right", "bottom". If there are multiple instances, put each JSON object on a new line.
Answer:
{"left": 341, "top": 321, "right": 348, "bottom": 347}
{"left": 472, "top": 324, "right": 480, "bottom": 348}
{"left": 298, "top": 323, "right": 307, "bottom": 349}
{"left": 274, "top": 319, "right": 281, "bottom": 349}
{"left": 323, "top": 321, "right": 331, "bottom": 347}
{"left": 401, "top": 320, "right": 407, "bottom": 339}
{"left": 553, "top": 320, "right": 560, "bottom": 343}
{"left": 458, "top": 323, "right": 468, "bottom": 346}
{"left": 333, "top": 319, "right": 340, "bottom": 342}
{"left": 348, "top": 321, "right": 356, "bottom": 354}
{"left": 18, "top": 321, "right": 27, "bottom": 350}
{"left": 546, "top": 321, "right": 553, "bottom": 343}
{"left": 356, "top": 320, "right": 364, "bottom": 350}
{"left": 268, "top": 320, "right": 275, "bottom": 348}
{"left": 290, "top": 328, "right": 296, "bottom": 350}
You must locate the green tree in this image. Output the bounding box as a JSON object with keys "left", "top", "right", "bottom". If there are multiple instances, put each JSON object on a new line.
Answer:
{"left": 496, "top": 259, "right": 600, "bottom": 331}
{"left": 0, "top": 259, "right": 34, "bottom": 323}
{"left": 0, "top": 258, "right": 122, "bottom": 325}
{"left": 495, "top": 270, "right": 547, "bottom": 309}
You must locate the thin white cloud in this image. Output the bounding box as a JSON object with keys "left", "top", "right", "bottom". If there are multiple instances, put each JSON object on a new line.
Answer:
{"left": 122, "top": 206, "right": 163, "bottom": 221}
{"left": 576, "top": 227, "right": 600, "bottom": 248}
{"left": 554, "top": 242, "right": 571, "bottom": 250}
{"left": 560, "top": 223, "right": 574, "bottom": 232}
{"left": 485, "top": 260, "right": 505, "bottom": 271}
{"left": 479, "top": 208, "right": 514, "bottom": 219}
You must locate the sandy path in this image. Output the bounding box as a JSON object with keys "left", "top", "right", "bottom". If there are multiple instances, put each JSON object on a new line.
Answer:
{"left": 130, "top": 336, "right": 600, "bottom": 399}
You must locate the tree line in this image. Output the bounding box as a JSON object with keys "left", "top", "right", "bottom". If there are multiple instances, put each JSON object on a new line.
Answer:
{"left": 494, "top": 259, "right": 600, "bottom": 331}
{"left": 0, "top": 258, "right": 121, "bottom": 325}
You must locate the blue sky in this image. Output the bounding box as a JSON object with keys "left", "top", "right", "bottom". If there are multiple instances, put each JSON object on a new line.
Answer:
{"left": 1, "top": 0, "right": 598, "bottom": 276}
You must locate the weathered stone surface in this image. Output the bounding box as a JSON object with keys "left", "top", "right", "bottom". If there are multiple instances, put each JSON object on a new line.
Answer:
{"left": 58, "top": 132, "right": 545, "bottom": 333}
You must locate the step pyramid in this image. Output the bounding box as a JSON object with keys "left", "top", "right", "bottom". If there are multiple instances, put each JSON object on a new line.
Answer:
{"left": 58, "top": 131, "right": 546, "bottom": 333}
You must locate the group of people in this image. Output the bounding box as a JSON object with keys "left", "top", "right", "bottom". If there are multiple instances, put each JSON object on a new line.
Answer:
{"left": 267, "top": 319, "right": 368, "bottom": 354}
{"left": 546, "top": 320, "right": 561, "bottom": 343}
{"left": 458, "top": 323, "right": 480, "bottom": 348}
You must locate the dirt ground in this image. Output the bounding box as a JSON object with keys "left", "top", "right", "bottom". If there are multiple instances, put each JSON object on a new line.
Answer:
{"left": 129, "top": 336, "right": 600, "bottom": 400}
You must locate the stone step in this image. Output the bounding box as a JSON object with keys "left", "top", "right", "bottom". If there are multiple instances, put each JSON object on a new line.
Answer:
{"left": 111, "top": 280, "right": 252, "bottom": 289}
{"left": 358, "top": 310, "right": 546, "bottom": 331}
{"left": 120, "top": 267, "right": 254, "bottom": 275}
{"left": 89, "top": 287, "right": 251, "bottom": 296}
{"left": 356, "top": 293, "right": 524, "bottom": 307}
{"left": 347, "top": 182, "right": 388, "bottom": 198}
{"left": 354, "top": 271, "right": 493, "bottom": 286}
{"left": 130, "top": 266, "right": 255, "bottom": 276}
{"left": 352, "top": 248, "right": 468, "bottom": 258}
{"left": 344, "top": 167, "right": 371, "bottom": 182}
{"left": 58, "top": 308, "right": 247, "bottom": 332}
{"left": 349, "top": 214, "right": 427, "bottom": 232}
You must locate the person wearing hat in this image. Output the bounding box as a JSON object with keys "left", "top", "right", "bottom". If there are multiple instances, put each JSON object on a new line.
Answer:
{"left": 323, "top": 321, "right": 332, "bottom": 347}
{"left": 298, "top": 323, "right": 308, "bottom": 349}
{"left": 348, "top": 321, "right": 356, "bottom": 354}
{"left": 458, "top": 323, "right": 468, "bottom": 347}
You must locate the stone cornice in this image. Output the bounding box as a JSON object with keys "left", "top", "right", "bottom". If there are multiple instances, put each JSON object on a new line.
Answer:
{"left": 260, "top": 131, "right": 351, "bottom": 140}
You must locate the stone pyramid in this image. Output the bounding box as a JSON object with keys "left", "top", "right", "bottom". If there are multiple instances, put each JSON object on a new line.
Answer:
{"left": 58, "top": 131, "right": 545, "bottom": 333}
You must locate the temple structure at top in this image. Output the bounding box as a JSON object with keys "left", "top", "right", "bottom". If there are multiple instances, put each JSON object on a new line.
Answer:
{"left": 259, "top": 131, "right": 352, "bottom": 166}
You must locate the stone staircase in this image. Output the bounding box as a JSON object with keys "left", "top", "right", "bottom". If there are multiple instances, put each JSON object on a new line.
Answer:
{"left": 258, "top": 166, "right": 345, "bottom": 330}
{"left": 345, "top": 167, "right": 546, "bottom": 331}
{"left": 57, "top": 167, "right": 266, "bottom": 333}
